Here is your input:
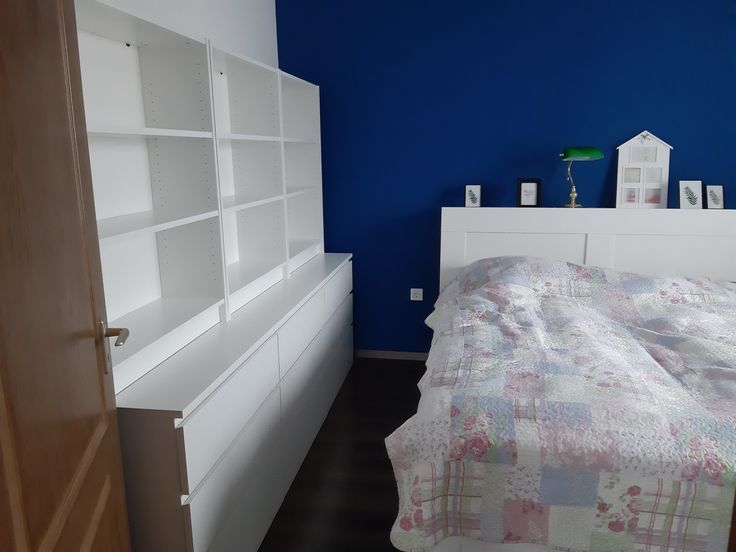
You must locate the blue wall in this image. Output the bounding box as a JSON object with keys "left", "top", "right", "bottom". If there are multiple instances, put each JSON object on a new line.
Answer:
{"left": 276, "top": 0, "right": 736, "bottom": 353}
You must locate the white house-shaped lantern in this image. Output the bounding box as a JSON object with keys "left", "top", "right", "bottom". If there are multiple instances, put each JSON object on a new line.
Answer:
{"left": 616, "top": 130, "right": 672, "bottom": 208}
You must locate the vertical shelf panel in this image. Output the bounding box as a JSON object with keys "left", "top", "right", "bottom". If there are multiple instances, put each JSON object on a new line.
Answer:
{"left": 104, "top": 218, "right": 225, "bottom": 391}
{"left": 138, "top": 42, "right": 212, "bottom": 132}
{"left": 100, "top": 232, "right": 163, "bottom": 321}
{"left": 284, "top": 142, "right": 321, "bottom": 194}
{"left": 219, "top": 140, "right": 283, "bottom": 207}
{"left": 287, "top": 192, "right": 324, "bottom": 272}
{"left": 224, "top": 201, "right": 288, "bottom": 313}
{"left": 87, "top": 135, "right": 153, "bottom": 221}
{"left": 281, "top": 74, "right": 320, "bottom": 143}
{"left": 212, "top": 49, "right": 280, "bottom": 137}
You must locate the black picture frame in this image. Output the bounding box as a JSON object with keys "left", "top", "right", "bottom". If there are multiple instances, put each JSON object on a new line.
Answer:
{"left": 517, "top": 178, "right": 541, "bottom": 207}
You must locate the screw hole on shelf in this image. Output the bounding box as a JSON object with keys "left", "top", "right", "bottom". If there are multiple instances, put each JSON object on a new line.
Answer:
{"left": 125, "top": 42, "right": 131, "bottom": 47}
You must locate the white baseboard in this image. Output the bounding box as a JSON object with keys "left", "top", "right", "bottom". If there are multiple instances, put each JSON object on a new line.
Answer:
{"left": 355, "top": 349, "right": 428, "bottom": 362}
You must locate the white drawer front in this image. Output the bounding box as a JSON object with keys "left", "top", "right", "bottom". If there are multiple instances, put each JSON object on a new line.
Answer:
{"left": 280, "top": 295, "right": 353, "bottom": 481}
{"left": 185, "top": 387, "right": 281, "bottom": 552}
{"left": 280, "top": 293, "right": 352, "bottom": 417}
{"left": 277, "top": 288, "right": 326, "bottom": 377}
{"left": 180, "top": 336, "right": 279, "bottom": 493}
{"left": 324, "top": 260, "right": 352, "bottom": 316}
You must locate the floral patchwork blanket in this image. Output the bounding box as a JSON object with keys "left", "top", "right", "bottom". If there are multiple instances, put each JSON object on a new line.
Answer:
{"left": 386, "top": 256, "right": 736, "bottom": 552}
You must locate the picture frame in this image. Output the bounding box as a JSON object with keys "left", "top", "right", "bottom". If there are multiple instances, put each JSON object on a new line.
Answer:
{"left": 679, "top": 180, "right": 703, "bottom": 209}
{"left": 465, "top": 185, "right": 481, "bottom": 207}
{"left": 517, "top": 178, "right": 541, "bottom": 207}
{"left": 705, "top": 185, "right": 725, "bottom": 209}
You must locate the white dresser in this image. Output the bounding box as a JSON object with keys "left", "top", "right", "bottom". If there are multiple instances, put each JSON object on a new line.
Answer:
{"left": 116, "top": 254, "right": 353, "bottom": 551}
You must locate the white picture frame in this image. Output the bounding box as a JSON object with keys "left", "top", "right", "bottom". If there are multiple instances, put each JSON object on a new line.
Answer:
{"left": 706, "top": 185, "right": 725, "bottom": 209}
{"left": 465, "top": 185, "right": 481, "bottom": 207}
{"left": 679, "top": 180, "right": 703, "bottom": 209}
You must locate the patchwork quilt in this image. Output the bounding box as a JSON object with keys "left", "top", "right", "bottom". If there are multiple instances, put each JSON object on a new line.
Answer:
{"left": 386, "top": 256, "right": 736, "bottom": 551}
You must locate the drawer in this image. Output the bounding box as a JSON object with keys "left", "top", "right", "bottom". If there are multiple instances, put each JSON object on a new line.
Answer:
{"left": 184, "top": 387, "right": 281, "bottom": 552}
{"left": 324, "top": 260, "right": 352, "bottom": 316}
{"left": 277, "top": 288, "right": 326, "bottom": 377}
{"left": 178, "top": 336, "right": 279, "bottom": 493}
{"left": 281, "top": 296, "right": 353, "bottom": 481}
{"left": 280, "top": 293, "right": 352, "bottom": 418}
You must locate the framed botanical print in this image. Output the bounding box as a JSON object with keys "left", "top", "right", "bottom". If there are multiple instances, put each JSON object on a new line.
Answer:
{"left": 705, "top": 185, "right": 724, "bottom": 209}
{"left": 465, "top": 185, "right": 481, "bottom": 207}
{"left": 679, "top": 180, "right": 703, "bottom": 209}
{"left": 517, "top": 178, "right": 541, "bottom": 207}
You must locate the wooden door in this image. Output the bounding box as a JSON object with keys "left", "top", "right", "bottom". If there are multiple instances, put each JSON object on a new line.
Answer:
{"left": 0, "top": 0, "right": 132, "bottom": 550}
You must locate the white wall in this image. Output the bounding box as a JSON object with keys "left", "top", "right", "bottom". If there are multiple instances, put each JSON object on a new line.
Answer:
{"left": 100, "top": 0, "right": 278, "bottom": 67}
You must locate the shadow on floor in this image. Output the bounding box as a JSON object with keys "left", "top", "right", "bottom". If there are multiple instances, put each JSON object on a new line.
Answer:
{"left": 259, "top": 357, "right": 425, "bottom": 552}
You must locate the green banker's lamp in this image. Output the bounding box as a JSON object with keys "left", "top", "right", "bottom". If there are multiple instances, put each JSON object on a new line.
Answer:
{"left": 559, "top": 147, "right": 604, "bottom": 208}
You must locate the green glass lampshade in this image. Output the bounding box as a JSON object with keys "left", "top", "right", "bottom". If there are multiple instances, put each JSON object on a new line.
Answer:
{"left": 560, "top": 147, "right": 604, "bottom": 161}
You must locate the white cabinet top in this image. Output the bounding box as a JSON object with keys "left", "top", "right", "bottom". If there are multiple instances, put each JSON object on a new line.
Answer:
{"left": 115, "top": 253, "right": 352, "bottom": 417}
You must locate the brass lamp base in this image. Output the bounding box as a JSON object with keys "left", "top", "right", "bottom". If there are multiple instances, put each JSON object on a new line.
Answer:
{"left": 564, "top": 183, "right": 583, "bottom": 208}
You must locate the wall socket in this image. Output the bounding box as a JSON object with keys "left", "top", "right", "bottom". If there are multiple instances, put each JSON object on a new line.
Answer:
{"left": 410, "top": 288, "right": 424, "bottom": 301}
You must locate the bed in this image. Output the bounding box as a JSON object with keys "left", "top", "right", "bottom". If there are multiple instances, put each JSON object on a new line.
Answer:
{"left": 386, "top": 208, "right": 736, "bottom": 552}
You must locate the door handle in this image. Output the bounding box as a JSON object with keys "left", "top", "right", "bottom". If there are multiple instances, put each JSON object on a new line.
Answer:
{"left": 104, "top": 326, "right": 129, "bottom": 347}
{"left": 98, "top": 320, "right": 129, "bottom": 376}
{"left": 99, "top": 320, "right": 130, "bottom": 347}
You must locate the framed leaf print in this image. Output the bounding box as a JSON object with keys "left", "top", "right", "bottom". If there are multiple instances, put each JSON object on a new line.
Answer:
{"left": 705, "top": 185, "right": 724, "bottom": 209}
{"left": 465, "top": 185, "right": 481, "bottom": 207}
{"left": 679, "top": 180, "right": 703, "bottom": 209}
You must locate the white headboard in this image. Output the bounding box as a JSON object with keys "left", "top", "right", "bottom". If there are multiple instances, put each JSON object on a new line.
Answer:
{"left": 440, "top": 208, "right": 736, "bottom": 289}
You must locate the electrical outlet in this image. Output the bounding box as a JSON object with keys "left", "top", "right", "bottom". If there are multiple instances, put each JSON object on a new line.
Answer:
{"left": 410, "top": 288, "right": 424, "bottom": 301}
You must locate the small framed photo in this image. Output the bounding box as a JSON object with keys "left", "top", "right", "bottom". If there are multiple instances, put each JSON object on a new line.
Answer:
{"left": 465, "top": 185, "right": 481, "bottom": 207}
{"left": 705, "top": 185, "right": 724, "bottom": 209}
{"left": 679, "top": 180, "right": 703, "bottom": 209}
{"left": 517, "top": 178, "right": 541, "bottom": 207}
{"left": 644, "top": 188, "right": 662, "bottom": 205}
{"left": 622, "top": 187, "right": 640, "bottom": 205}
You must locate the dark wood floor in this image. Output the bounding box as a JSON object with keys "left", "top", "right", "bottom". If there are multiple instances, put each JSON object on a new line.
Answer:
{"left": 259, "top": 357, "right": 425, "bottom": 552}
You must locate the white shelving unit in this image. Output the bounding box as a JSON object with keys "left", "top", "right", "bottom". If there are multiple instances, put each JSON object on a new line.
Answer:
{"left": 75, "top": 3, "right": 352, "bottom": 551}
{"left": 77, "top": 0, "right": 326, "bottom": 391}
{"left": 77, "top": 0, "right": 224, "bottom": 391}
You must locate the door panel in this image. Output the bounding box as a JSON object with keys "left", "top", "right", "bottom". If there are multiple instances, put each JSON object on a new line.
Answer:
{"left": 0, "top": 445, "right": 19, "bottom": 551}
{"left": 0, "top": 0, "right": 131, "bottom": 550}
